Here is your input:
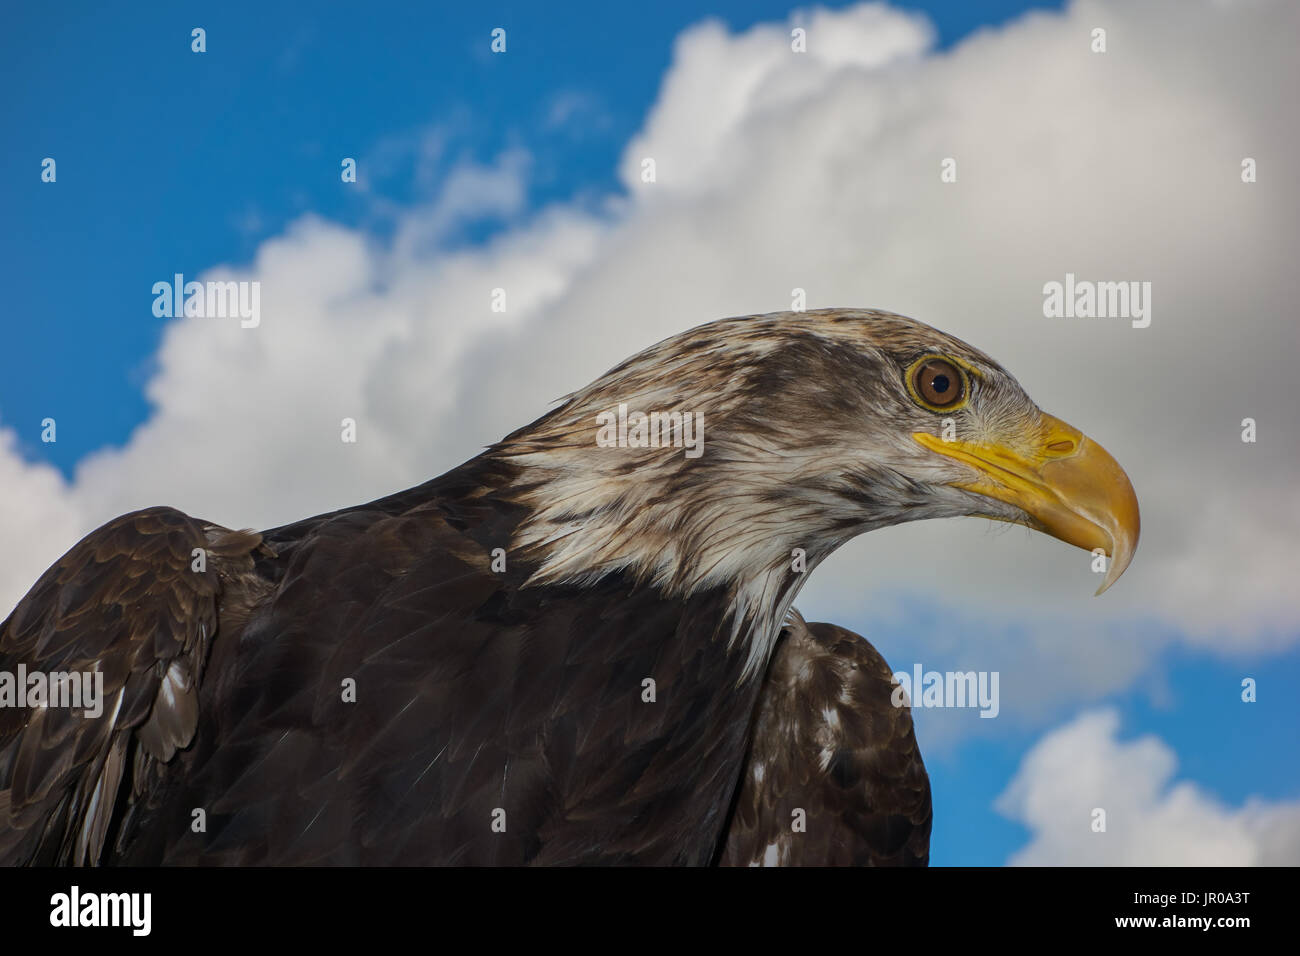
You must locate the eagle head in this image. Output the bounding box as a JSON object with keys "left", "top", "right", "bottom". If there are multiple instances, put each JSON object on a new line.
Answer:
{"left": 495, "top": 308, "right": 1139, "bottom": 670}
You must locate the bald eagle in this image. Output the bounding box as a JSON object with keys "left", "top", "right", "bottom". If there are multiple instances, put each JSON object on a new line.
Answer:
{"left": 0, "top": 309, "right": 1138, "bottom": 865}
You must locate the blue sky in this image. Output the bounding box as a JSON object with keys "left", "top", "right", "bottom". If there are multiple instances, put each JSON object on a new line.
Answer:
{"left": 3, "top": 0, "right": 1297, "bottom": 866}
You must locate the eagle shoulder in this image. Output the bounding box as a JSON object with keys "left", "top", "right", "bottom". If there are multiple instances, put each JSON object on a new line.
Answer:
{"left": 0, "top": 506, "right": 265, "bottom": 865}
{"left": 719, "top": 610, "right": 932, "bottom": 866}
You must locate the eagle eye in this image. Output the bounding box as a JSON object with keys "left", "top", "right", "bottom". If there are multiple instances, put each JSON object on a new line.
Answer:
{"left": 908, "top": 357, "right": 967, "bottom": 411}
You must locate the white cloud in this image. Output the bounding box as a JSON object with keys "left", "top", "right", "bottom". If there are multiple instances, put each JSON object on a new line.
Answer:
{"left": 2, "top": 0, "right": 1298, "bottom": 733}
{"left": 618, "top": 4, "right": 935, "bottom": 196}
{"left": 997, "top": 709, "right": 1300, "bottom": 865}
{"left": 0, "top": 429, "right": 82, "bottom": 600}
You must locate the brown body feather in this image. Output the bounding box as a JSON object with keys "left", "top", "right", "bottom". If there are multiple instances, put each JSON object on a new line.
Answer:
{"left": 719, "top": 612, "right": 931, "bottom": 866}
{"left": 3, "top": 461, "right": 772, "bottom": 864}
{"left": 0, "top": 508, "right": 265, "bottom": 865}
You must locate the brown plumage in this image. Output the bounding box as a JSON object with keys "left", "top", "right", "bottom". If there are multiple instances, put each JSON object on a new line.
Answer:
{"left": 0, "top": 509, "right": 267, "bottom": 865}
{"left": 0, "top": 308, "right": 1136, "bottom": 865}
{"left": 719, "top": 611, "right": 931, "bottom": 866}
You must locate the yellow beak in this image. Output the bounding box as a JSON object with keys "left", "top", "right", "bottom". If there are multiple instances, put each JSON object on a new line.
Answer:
{"left": 913, "top": 413, "right": 1140, "bottom": 594}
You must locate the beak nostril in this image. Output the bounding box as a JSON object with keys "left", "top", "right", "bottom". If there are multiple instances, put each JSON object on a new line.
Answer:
{"left": 1046, "top": 440, "right": 1075, "bottom": 454}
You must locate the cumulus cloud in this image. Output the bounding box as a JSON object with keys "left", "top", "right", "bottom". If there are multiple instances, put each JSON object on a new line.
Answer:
{"left": 2, "top": 0, "right": 1297, "bottom": 732}
{"left": 997, "top": 709, "right": 1300, "bottom": 865}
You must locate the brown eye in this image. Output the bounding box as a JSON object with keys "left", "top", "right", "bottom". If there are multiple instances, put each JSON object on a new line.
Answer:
{"left": 912, "top": 358, "right": 965, "bottom": 408}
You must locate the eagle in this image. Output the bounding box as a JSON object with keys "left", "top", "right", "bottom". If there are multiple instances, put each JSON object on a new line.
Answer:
{"left": 0, "top": 309, "right": 1138, "bottom": 866}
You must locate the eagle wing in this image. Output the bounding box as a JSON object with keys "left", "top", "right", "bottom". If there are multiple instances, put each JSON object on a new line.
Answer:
{"left": 0, "top": 506, "right": 263, "bottom": 865}
{"left": 718, "top": 610, "right": 932, "bottom": 866}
